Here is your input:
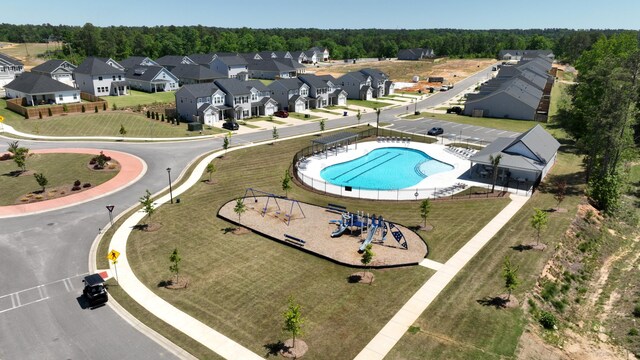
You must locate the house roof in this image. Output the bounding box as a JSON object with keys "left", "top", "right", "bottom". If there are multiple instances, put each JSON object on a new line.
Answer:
{"left": 498, "top": 49, "right": 554, "bottom": 59}
{"left": 214, "top": 78, "right": 253, "bottom": 95}
{"left": 118, "top": 56, "right": 158, "bottom": 70}
{"left": 360, "top": 68, "right": 389, "bottom": 82}
{"left": 269, "top": 78, "right": 305, "bottom": 91}
{"left": 75, "top": 57, "right": 124, "bottom": 75}
{"left": 5, "top": 72, "right": 77, "bottom": 94}
{"left": 247, "top": 58, "right": 295, "bottom": 73}
{"left": 339, "top": 71, "right": 370, "bottom": 84}
{"left": 469, "top": 125, "right": 560, "bottom": 171}
{"left": 31, "top": 59, "right": 76, "bottom": 74}
{"left": 298, "top": 74, "right": 328, "bottom": 89}
{"left": 156, "top": 55, "right": 195, "bottom": 67}
{"left": 243, "top": 79, "right": 270, "bottom": 92}
{"left": 317, "top": 74, "right": 338, "bottom": 84}
{"left": 189, "top": 53, "right": 217, "bottom": 65}
{"left": 0, "top": 53, "right": 23, "bottom": 66}
{"left": 170, "top": 64, "right": 226, "bottom": 80}
{"left": 125, "top": 65, "right": 176, "bottom": 82}
{"left": 176, "top": 83, "right": 222, "bottom": 99}
{"left": 216, "top": 55, "right": 248, "bottom": 66}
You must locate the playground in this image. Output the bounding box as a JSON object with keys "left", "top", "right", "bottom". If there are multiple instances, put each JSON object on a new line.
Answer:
{"left": 217, "top": 190, "right": 428, "bottom": 267}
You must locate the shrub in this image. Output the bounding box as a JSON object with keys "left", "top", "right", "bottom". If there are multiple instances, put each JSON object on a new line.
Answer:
{"left": 146, "top": 110, "right": 151, "bottom": 118}
{"left": 62, "top": 103, "right": 68, "bottom": 112}
{"left": 161, "top": 114, "right": 165, "bottom": 121}
{"left": 629, "top": 328, "right": 639, "bottom": 336}
{"left": 83, "top": 183, "right": 91, "bottom": 188}
{"left": 136, "top": 104, "right": 143, "bottom": 112}
{"left": 73, "top": 180, "right": 81, "bottom": 187}
{"left": 155, "top": 112, "right": 159, "bottom": 120}
{"left": 633, "top": 304, "right": 640, "bottom": 318}
{"left": 103, "top": 102, "right": 107, "bottom": 111}
{"left": 81, "top": 105, "right": 86, "bottom": 113}
{"left": 94, "top": 105, "right": 98, "bottom": 113}
{"left": 35, "top": 195, "right": 43, "bottom": 200}
{"left": 112, "top": 103, "right": 117, "bottom": 111}
{"left": 541, "top": 282, "right": 558, "bottom": 301}
{"left": 539, "top": 311, "right": 557, "bottom": 330}
{"left": 108, "top": 164, "right": 116, "bottom": 169}
{"left": 20, "top": 198, "right": 29, "bottom": 202}
{"left": 38, "top": 111, "right": 43, "bottom": 119}
{"left": 48, "top": 108, "right": 53, "bottom": 116}
{"left": 89, "top": 159, "right": 96, "bottom": 165}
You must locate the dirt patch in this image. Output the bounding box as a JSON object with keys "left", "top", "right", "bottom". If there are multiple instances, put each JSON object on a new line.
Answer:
{"left": 15, "top": 183, "right": 94, "bottom": 204}
{"left": 232, "top": 227, "right": 250, "bottom": 235}
{"left": 165, "top": 276, "right": 189, "bottom": 290}
{"left": 349, "top": 272, "right": 375, "bottom": 284}
{"left": 280, "top": 339, "right": 308, "bottom": 358}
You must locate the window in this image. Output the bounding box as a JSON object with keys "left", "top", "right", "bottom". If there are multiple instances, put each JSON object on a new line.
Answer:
{"left": 98, "top": 76, "right": 103, "bottom": 81}
{"left": 251, "top": 93, "right": 257, "bottom": 101}
{"left": 112, "top": 76, "right": 116, "bottom": 81}
{"left": 59, "top": 94, "right": 63, "bottom": 101}
{"left": 73, "top": 93, "right": 78, "bottom": 100}
{"left": 118, "top": 75, "right": 122, "bottom": 80}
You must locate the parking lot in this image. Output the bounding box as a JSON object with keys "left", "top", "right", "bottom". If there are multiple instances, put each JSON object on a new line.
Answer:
{"left": 389, "top": 117, "right": 521, "bottom": 145}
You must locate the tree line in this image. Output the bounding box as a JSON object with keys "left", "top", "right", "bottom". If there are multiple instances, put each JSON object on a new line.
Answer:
{"left": 0, "top": 23, "right": 634, "bottom": 63}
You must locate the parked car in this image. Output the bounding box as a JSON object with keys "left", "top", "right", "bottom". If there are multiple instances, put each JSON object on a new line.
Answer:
{"left": 82, "top": 274, "right": 108, "bottom": 306}
{"left": 446, "top": 106, "right": 463, "bottom": 114}
{"left": 222, "top": 121, "right": 239, "bottom": 130}
{"left": 274, "top": 110, "right": 289, "bottom": 118}
{"left": 440, "top": 85, "right": 449, "bottom": 91}
{"left": 427, "top": 127, "right": 444, "bottom": 136}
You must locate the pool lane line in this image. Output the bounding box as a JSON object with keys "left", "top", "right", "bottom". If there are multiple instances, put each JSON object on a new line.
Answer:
{"left": 345, "top": 153, "right": 403, "bottom": 183}
{"left": 330, "top": 151, "right": 391, "bottom": 181}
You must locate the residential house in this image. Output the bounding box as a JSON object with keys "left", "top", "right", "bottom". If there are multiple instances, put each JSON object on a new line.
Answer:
{"left": 268, "top": 78, "right": 310, "bottom": 112}
{"left": 318, "top": 75, "right": 348, "bottom": 106}
{"left": 290, "top": 51, "right": 308, "bottom": 64}
{"left": 98, "top": 57, "right": 125, "bottom": 71}
{"left": 118, "top": 56, "right": 159, "bottom": 70}
{"left": 170, "top": 64, "right": 226, "bottom": 85}
{"left": 298, "top": 74, "right": 332, "bottom": 108}
{"left": 469, "top": 124, "right": 560, "bottom": 184}
{"left": 214, "top": 78, "right": 276, "bottom": 120}
{"left": 175, "top": 83, "right": 227, "bottom": 125}
{"left": 246, "top": 58, "right": 305, "bottom": 80}
{"left": 125, "top": 65, "right": 179, "bottom": 92}
{"left": 397, "top": 48, "right": 435, "bottom": 60}
{"left": 498, "top": 49, "right": 555, "bottom": 61}
{"left": 211, "top": 55, "right": 249, "bottom": 78}
{"left": 5, "top": 72, "right": 80, "bottom": 106}
{"left": 74, "top": 57, "right": 128, "bottom": 96}
{"left": 309, "top": 47, "right": 330, "bottom": 61}
{"left": 31, "top": 59, "right": 77, "bottom": 87}
{"left": 244, "top": 80, "right": 278, "bottom": 117}
{"left": 359, "top": 68, "right": 394, "bottom": 97}
{"left": 155, "top": 55, "right": 196, "bottom": 71}
{"left": 338, "top": 71, "right": 373, "bottom": 100}
{"left": 303, "top": 50, "right": 318, "bottom": 64}
{"left": 0, "top": 53, "right": 24, "bottom": 88}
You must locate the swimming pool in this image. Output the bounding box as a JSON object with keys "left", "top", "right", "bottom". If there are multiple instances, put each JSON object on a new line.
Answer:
{"left": 320, "top": 147, "right": 453, "bottom": 190}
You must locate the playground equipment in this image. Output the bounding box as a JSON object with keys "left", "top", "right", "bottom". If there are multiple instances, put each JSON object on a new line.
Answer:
{"left": 328, "top": 210, "right": 408, "bottom": 252}
{"left": 242, "top": 188, "right": 306, "bottom": 226}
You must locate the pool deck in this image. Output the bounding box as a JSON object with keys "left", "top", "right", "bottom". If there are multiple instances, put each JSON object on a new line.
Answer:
{"left": 218, "top": 196, "right": 428, "bottom": 268}
{"left": 297, "top": 140, "right": 473, "bottom": 200}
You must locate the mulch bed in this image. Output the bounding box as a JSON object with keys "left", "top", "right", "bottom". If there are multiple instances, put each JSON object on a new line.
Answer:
{"left": 280, "top": 339, "right": 308, "bottom": 358}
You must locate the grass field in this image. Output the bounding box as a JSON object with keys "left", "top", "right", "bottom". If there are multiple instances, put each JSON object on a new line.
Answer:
{"left": 107, "top": 127, "right": 508, "bottom": 359}
{"left": 0, "top": 153, "right": 118, "bottom": 205}
{"left": 104, "top": 90, "right": 176, "bottom": 109}
{"left": 0, "top": 43, "right": 57, "bottom": 67}
{"left": 288, "top": 112, "right": 322, "bottom": 121}
{"left": 0, "top": 101, "right": 224, "bottom": 138}
{"left": 347, "top": 99, "right": 393, "bottom": 109}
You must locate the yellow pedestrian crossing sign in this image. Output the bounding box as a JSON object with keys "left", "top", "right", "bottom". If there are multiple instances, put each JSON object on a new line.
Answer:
{"left": 107, "top": 249, "right": 120, "bottom": 262}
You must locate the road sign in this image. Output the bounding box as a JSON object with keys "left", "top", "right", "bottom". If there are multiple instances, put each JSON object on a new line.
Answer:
{"left": 0, "top": 115, "right": 4, "bottom": 122}
{"left": 106, "top": 205, "right": 115, "bottom": 212}
{"left": 107, "top": 249, "right": 120, "bottom": 262}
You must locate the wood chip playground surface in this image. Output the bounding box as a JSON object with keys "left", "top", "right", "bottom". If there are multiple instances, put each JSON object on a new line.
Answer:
{"left": 218, "top": 196, "right": 428, "bottom": 267}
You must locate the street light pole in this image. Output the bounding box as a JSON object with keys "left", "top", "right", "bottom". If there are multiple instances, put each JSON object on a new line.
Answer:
{"left": 375, "top": 108, "right": 381, "bottom": 137}
{"left": 166, "top": 167, "right": 173, "bottom": 204}
{"left": 414, "top": 98, "right": 417, "bottom": 114}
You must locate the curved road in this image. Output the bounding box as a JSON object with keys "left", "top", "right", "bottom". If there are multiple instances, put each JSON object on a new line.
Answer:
{"left": 0, "top": 64, "right": 500, "bottom": 359}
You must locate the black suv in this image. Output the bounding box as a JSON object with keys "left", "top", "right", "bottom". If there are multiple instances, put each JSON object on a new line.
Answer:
{"left": 446, "top": 106, "right": 463, "bottom": 114}
{"left": 82, "top": 274, "right": 108, "bottom": 306}
{"left": 222, "top": 121, "right": 239, "bottom": 130}
{"left": 427, "top": 127, "right": 444, "bottom": 136}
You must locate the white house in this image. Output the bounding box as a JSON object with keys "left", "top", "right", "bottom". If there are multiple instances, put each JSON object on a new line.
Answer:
{"left": 31, "top": 59, "right": 77, "bottom": 87}
{"left": 5, "top": 72, "right": 80, "bottom": 106}
{"left": 268, "top": 79, "right": 310, "bottom": 112}
{"left": 125, "top": 65, "right": 179, "bottom": 93}
{"left": 74, "top": 57, "right": 128, "bottom": 96}
{"left": 211, "top": 55, "right": 249, "bottom": 78}
{"left": 0, "top": 53, "right": 24, "bottom": 88}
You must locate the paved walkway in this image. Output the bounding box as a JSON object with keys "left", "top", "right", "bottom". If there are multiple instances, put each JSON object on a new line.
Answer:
{"left": 0, "top": 148, "right": 146, "bottom": 218}
{"left": 353, "top": 194, "right": 529, "bottom": 360}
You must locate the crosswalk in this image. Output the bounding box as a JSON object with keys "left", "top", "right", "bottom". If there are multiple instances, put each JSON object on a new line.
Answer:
{"left": 0, "top": 274, "right": 88, "bottom": 315}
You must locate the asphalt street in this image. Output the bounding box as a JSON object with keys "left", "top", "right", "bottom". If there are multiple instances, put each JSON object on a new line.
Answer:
{"left": 0, "top": 62, "right": 509, "bottom": 359}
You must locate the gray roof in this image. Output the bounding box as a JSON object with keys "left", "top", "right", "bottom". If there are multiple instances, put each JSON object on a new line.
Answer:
{"left": 339, "top": 71, "right": 370, "bottom": 84}
{"left": 268, "top": 78, "right": 305, "bottom": 91}
{"left": 216, "top": 55, "right": 248, "bottom": 66}
{"left": 176, "top": 83, "right": 222, "bottom": 99}
{"left": 247, "top": 58, "right": 295, "bottom": 73}
{"left": 118, "top": 56, "right": 158, "bottom": 70}
{"left": 5, "top": 72, "right": 76, "bottom": 94}
{"left": 0, "top": 53, "right": 23, "bottom": 66}
{"left": 75, "top": 57, "right": 124, "bottom": 75}
{"left": 360, "top": 68, "right": 389, "bottom": 82}
{"left": 170, "top": 64, "right": 225, "bottom": 80}
{"left": 298, "top": 74, "right": 328, "bottom": 89}
{"left": 317, "top": 74, "right": 338, "bottom": 83}
{"left": 499, "top": 49, "right": 554, "bottom": 59}
{"left": 31, "top": 59, "right": 76, "bottom": 74}
{"left": 214, "top": 78, "right": 253, "bottom": 95}
{"left": 243, "top": 79, "right": 270, "bottom": 92}
{"left": 189, "top": 53, "right": 217, "bottom": 65}
{"left": 470, "top": 125, "right": 560, "bottom": 171}
{"left": 125, "top": 65, "right": 175, "bottom": 82}
{"left": 156, "top": 55, "right": 195, "bottom": 67}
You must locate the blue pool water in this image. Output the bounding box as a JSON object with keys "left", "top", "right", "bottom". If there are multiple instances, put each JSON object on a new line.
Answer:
{"left": 320, "top": 147, "right": 453, "bottom": 190}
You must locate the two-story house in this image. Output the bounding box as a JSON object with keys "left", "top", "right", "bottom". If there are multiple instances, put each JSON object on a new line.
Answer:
{"left": 268, "top": 79, "right": 310, "bottom": 113}
{"left": 244, "top": 80, "right": 278, "bottom": 117}
{"left": 74, "top": 57, "right": 128, "bottom": 96}
{"left": 290, "top": 51, "right": 308, "bottom": 64}
{"left": 359, "top": 68, "right": 394, "bottom": 97}
{"left": 155, "top": 55, "right": 196, "bottom": 71}
{"left": 298, "top": 74, "right": 331, "bottom": 109}
{"left": 31, "top": 59, "right": 77, "bottom": 87}
{"left": 170, "top": 64, "right": 226, "bottom": 86}
{"left": 211, "top": 55, "right": 249, "bottom": 79}
{"left": 118, "top": 56, "right": 159, "bottom": 71}
{"left": 175, "top": 83, "right": 227, "bottom": 125}
{"left": 309, "top": 47, "right": 330, "bottom": 61}
{"left": 0, "top": 53, "right": 24, "bottom": 88}
{"left": 318, "top": 75, "right": 348, "bottom": 106}
{"left": 338, "top": 71, "right": 373, "bottom": 100}
{"left": 125, "top": 65, "right": 179, "bottom": 93}
{"left": 213, "top": 78, "right": 257, "bottom": 120}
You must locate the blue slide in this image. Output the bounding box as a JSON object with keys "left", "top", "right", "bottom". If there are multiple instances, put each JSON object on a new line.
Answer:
{"left": 331, "top": 221, "right": 349, "bottom": 237}
{"left": 359, "top": 223, "right": 378, "bottom": 252}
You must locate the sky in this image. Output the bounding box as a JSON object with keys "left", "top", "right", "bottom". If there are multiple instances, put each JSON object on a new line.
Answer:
{"left": 1, "top": 0, "right": 639, "bottom": 30}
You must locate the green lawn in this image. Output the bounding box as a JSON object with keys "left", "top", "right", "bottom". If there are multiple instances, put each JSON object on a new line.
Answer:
{"left": 103, "top": 90, "right": 175, "bottom": 109}
{"left": 288, "top": 112, "right": 322, "bottom": 121}
{"left": 0, "top": 101, "right": 224, "bottom": 138}
{"left": 257, "top": 79, "right": 273, "bottom": 86}
{"left": 387, "top": 148, "right": 586, "bottom": 359}
{"left": 347, "top": 99, "right": 393, "bottom": 109}
{"left": 107, "top": 127, "right": 507, "bottom": 359}
{"left": 0, "top": 153, "right": 118, "bottom": 205}
{"left": 548, "top": 82, "right": 571, "bottom": 119}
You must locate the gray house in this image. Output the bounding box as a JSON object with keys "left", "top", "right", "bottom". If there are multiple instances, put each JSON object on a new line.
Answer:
{"left": 31, "top": 59, "right": 77, "bottom": 87}
{"left": 5, "top": 72, "right": 80, "bottom": 106}
{"left": 247, "top": 58, "right": 304, "bottom": 80}
{"left": 0, "top": 53, "right": 24, "bottom": 88}
{"left": 360, "top": 68, "right": 394, "bottom": 97}
{"left": 214, "top": 78, "right": 276, "bottom": 120}
{"left": 156, "top": 55, "right": 196, "bottom": 71}
{"left": 74, "top": 57, "right": 128, "bottom": 96}
{"left": 317, "top": 75, "right": 348, "bottom": 106}
{"left": 298, "top": 74, "right": 332, "bottom": 109}
{"left": 397, "top": 48, "right": 435, "bottom": 60}
{"left": 125, "top": 65, "right": 179, "bottom": 93}
{"left": 268, "top": 78, "right": 310, "bottom": 112}
{"left": 211, "top": 55, "right": 249, "bottom": 78}
{"left": 469, "top": 124, "right": 560, "bottom": 184}
{"left": 498, "top": 50, "right": 555, "bottom": 61}
{"left": 175, "top": 83, "right": 227, "bottom": 125}
{"left": 170, "top": 64, "right": 226, "bottom": 85}
{"left": 118, "top": 56, "right": 159, "bottom": 70}
{"left": 338, "top": 71, "right": 373, "bottom": 100}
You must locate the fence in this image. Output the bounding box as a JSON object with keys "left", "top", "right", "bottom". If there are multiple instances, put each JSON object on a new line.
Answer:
{"left": 6, "top": 93, "right": 108, "bottom": 119}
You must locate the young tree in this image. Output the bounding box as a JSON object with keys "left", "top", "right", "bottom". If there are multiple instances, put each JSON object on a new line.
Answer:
{"left": 282, "top": 296, "right": 304, "bottom": 349}
{"left": 206, "top": 162, "right": 216, "bottom": 182}
{"left": 281, "top": 169, "right": 292, "bottom": 198}
{"left": 34, "top": 173, "right": 48, "bottom": 192}
{"left": 530, "top": 208, "right": 548, "bottom": 246}
{"left": 553, "top": 180, "right": 567, "bottom": 209}
{"left": 361, "top": 244, "right": 374, "bottom": 285}
{"left": 356, "top": 110, "right": 361, "bottom": 126}
{"left": 233, "top": 197, "right": 246, "bottom": 222}
{"left": 6, "top": 140, "right": 19, "bottom": 155}
{"left": 419, "top": 199, "right": 431, "bottom": 229}
{"left": 222, "top": 135, "right": 230, "bottom": 155}
{"left": 489, "top": 154, "right": 502, "bottom": 193}
{"left": 502, "top": 256, "right": 519, "bottom": 300}
{"left": 169, "top": 248, "right": 182, "bottom": 284}
{"left": 13, "top": 146, "right": 29, "bottom": 172}
{"left": 139, "top": 190, "right": 155, "bottom": 223}
{"left": 272, "top": 126, "right": 279, "bottom": 144}
{"left": 119, "top": 124, "right": 127, "bottom": 139}
{"left": 319, "top": 118, "right": 325, "bottom": 133}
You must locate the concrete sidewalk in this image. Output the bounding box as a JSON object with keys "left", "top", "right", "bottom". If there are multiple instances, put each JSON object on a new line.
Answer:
{"left": 354, "top": 194, "right": 529, "bottom": 360}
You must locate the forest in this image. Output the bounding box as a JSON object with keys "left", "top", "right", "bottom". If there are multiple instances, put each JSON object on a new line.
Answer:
{"left": 0, "top": 23, "right": 634, "bottom": 64}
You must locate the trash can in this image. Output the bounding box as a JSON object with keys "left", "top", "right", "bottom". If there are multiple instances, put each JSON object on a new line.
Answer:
{"left": 343, "top": 111, "right": 348, "bottom": 116}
